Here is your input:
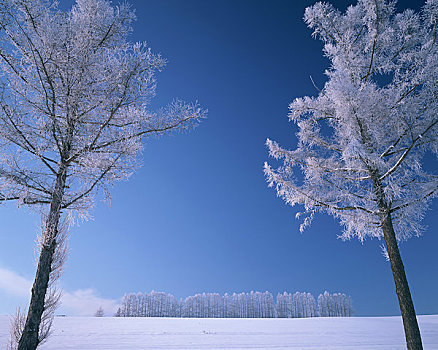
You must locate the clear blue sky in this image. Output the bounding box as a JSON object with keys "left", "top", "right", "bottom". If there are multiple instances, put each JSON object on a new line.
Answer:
{"left": 0, "top": 0, "right": 436, "bottom": 317}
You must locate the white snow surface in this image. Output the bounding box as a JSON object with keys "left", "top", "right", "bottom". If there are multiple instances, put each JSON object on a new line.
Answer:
{"left": 0, "top": 315, "right": 437, "bottom": 349}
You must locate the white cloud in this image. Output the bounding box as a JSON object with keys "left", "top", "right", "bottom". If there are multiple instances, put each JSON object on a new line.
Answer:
{"left": 60, "top": 289, "right": 119, "bottom": 316}
{"left": 0, "top": 267, "right": 32, "bottom": 297}
{"left": 0, "top": 266, "right": 119, "bottom": 316}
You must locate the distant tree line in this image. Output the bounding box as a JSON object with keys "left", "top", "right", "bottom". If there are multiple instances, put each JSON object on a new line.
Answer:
{"left": 115, "top": 290, "right": 353, "bottom": 318}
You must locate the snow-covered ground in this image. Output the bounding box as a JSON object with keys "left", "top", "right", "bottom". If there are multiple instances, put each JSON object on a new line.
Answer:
{"left": 0, "top": 315, "right": 437, "bottom": 349}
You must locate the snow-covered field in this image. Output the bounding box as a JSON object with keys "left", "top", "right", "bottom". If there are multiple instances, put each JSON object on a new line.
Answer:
{"left": 0, "top": 315, "right": 437, "bottom": 349}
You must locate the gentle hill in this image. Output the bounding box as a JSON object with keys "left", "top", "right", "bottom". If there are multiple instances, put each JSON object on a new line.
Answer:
{"left": 1, "top": 315, "right": 437, "bottom": 349}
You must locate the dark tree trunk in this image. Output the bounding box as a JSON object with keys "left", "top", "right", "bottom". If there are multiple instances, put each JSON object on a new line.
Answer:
{"left": 18, "top": 169, "right": 66, "bottom": 350}
{"left": 17, "top": 240, "right": 57, "bottom": 350}
{"left": 381, "top": 212, "right": 423, "bottom": 350}
{"left": 371, "top": 172, "right": 423, "bottom": 350}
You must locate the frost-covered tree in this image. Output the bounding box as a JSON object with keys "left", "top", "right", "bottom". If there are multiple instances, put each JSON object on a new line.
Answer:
{"left": 305, "top": 292, "right": 317, "bottom": 317}
{"left": 264, "top": 1, "right": 438, "bottom": 349}
{"left": 317, "top": 291, "right": 353, "bottom": 317}
{"left": 276, "top": 292, "right": 293, "bottom": 318}
{"left": 0, "top": 0, "right": 204, "bottom": 349}
{"left": 94, "top": 306, "right": 104, "bottom": 317}
{"left": 292, "top": 292, "right": 316, "bottom": 318}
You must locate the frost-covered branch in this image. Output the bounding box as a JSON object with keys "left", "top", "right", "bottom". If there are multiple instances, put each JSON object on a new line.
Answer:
{"left": 265, "top": 0, "right": 438, "bottom": 241}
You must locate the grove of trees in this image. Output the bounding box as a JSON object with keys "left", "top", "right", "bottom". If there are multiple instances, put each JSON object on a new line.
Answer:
{"left": 116, "top": 290, "right": 353, "bottom": 318}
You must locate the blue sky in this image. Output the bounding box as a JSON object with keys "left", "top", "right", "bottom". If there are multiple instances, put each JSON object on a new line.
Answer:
{"left": 0, "top": 0, "right": 436, "bottom": 317}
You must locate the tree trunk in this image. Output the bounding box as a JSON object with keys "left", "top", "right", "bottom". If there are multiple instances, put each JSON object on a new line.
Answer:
{"left": 18, "top": 169, "right": 66, "bottom": 350}
{"left": 381, "top": 212, "right": 423, "bottom": 350}
{"left": 371, "top": 171, "right": 423, "bottom": 350}
{"left": 17, "top": 240, "right": 57, "bottom": 350}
